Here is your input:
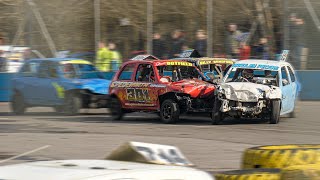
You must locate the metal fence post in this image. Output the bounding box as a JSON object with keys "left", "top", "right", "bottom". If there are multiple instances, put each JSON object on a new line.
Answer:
{"left": 147, "top": 0, "right": 153, "bottom": 55}
{"left": 207, "top": 0, "right": 213, "bottom": 57}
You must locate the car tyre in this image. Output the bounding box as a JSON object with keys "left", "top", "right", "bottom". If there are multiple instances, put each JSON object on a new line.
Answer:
{"left": 270, "top": 100, "right": 280, "bottom": 124}
{"left": 160, "top": 99, "right": 180, "bottom": 124}
{"left": 11, "top": 92, "right": 26, "bottom": 115}
{"left": 110, "top": 97, "right": 124, "bottom": 120}
{"left": 211, "top": 99, "right": 223, "bottom": 125}
{"left": 65, "top": 94, "right": 81, "bottom": 115}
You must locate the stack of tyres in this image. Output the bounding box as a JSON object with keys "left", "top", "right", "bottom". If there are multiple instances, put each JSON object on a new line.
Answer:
{"left": 215, "top": 144, "right": 320, "bottom": 180}
{"left": 242, "top": 145, "right": 320, "bottom": 169}
{"left": 214, "top": 168, "right": 280, "bottom": 180}
{"left": 281, "top": 164, "right": 320, "bottom": 180}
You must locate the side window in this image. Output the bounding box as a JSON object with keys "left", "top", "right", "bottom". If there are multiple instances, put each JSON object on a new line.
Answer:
{"left": 38, "top": 61, "right": 50, "bottom": 78}
{"left": 118, "top": 64, "right": 135, "bottom": 80}
{"left": 135, "top": 64, "right": 155, "bottom": 82}
{"left": 21, "top": 62, "right": 39, "bottom": 77}
{"left": 48, "top": 62, "right": 58, "bottom": 78}
{"left": 281, "top": 67, "right": 290, "bottom": 86}
{"left": 287, "top": 66, "right": 296, "bottom": 82}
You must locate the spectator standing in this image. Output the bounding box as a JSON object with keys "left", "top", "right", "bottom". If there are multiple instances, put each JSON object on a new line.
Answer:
{"left": 255, "top": 38, "right": 269, "bottom": 60}
{"left": 96, "top": 42, "right": 111, "bottom": 72}
{"left": 108, "top": 42, "right": 122, "bottom": 71}
{"left": 193, "top": 30, "right": 207, "bottom": 57}
{"left": 168, "top": 30, "right": 185, "bottom": 58}
{"left": 152, "top": 32, "right": 166, "bottom": 59}
{"left": 293, "top": 18, "right": 305, "bottom": 69}
{"left": 225, "top": 23, "right": 242, "bottom": 58}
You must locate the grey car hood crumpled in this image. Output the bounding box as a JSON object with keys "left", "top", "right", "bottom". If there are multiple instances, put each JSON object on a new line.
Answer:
{"left": 219, "top": 82, "right": 281, "bottom": 102}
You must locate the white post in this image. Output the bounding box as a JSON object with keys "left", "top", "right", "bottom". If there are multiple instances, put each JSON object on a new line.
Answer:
{"left": 207, "top": 0, "right": 213, "bottom": 57}
{"left": 147, "top": 0, "right": 153, "bottom": 54}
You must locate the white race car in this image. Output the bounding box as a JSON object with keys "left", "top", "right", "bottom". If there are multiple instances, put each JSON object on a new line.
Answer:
{"left": 0, "top": 142, "right": 214, "bottom": 180}
{"left": 212, "top": 58, "right": 299, "bottom": 124}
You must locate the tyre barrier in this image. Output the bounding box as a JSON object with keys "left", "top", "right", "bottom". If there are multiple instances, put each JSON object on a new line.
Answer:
{"left": 214, "top": 168, "right": 280, "bottom": 180}
{"left": 281, "top": 164, "right": 320, "bottom": 180}
{"left": 242, "top": 145, "right": 320, "bottom": 169}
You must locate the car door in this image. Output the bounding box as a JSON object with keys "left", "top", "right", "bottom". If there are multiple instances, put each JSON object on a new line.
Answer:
{"left": 36, "top": 61, "right": 60, "bottom": 105}
{"left": 287, "top": 65, "right": 298, "bottom": 112}
{"left": 15, "top": 61, "right": 40, "bottom": 105}
{"left": 130, "top": 63, "right": 159, "bottom": 109}
{"left": 280, "top": 66, "right": 292, "bottom": 114}
{"left": 111, "top": 63, "right": 136, "bottom": 108}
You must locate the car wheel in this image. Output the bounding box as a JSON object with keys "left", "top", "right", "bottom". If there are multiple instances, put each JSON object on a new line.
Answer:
{"left": 65, "top": 94, "right": 81, "bottom": 115}
{"left": 270, "top": 100, "right": 280, "bottom": 124}
{"left": 160, "top": 99, "right": 180, "bottom": 124}
{"left": 110, "top": 97, "right": 124, "bottom": 120}
{"left": 11, "top": 92, "right": 26, "bottom": 115}
{"left": 211, "top": 99, "right": 223, "bottom": 125}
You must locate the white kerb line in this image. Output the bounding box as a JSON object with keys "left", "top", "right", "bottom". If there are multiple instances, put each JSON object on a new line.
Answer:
{"left": 0, "top": 145, "right": 51, "bottom": 164}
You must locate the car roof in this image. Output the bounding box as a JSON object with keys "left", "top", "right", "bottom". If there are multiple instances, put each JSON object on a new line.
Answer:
{"left": 0, "top": 160, "right": 212, "bottom": 180}
{"left": 172, "top": 57, "right": 236, "bottom": 66}
{"left": 237, "top": 59, "right": 291, "bottom": 66}
{"left": 126, "top": 59, "right": 195, "bottom": 66}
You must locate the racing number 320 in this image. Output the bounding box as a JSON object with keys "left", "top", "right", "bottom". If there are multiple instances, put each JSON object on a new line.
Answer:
{"left": 126, "top": 88, "right": 150, "bottom": 102}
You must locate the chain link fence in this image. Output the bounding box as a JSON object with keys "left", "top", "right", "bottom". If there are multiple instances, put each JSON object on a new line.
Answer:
{"left": 0, "top": 0, "right": 320, "bottom": 71}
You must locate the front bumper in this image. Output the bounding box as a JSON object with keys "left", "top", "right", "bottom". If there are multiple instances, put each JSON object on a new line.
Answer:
{"left": 220, "top": 99, "right": 266, "bottom": 115}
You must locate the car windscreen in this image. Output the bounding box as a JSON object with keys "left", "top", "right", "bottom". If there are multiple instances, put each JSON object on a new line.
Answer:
{"left": 224, "top": 68, "right": 279, "bottom": 86}
{"left": 62, "top": 63, "right": 105, "bottom": 79}
{"left": 157, "top": 65, "right": 203, "bottom": 82}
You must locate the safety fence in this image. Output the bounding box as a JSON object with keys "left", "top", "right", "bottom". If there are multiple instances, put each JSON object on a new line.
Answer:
{"left": 0, "top": 71, "right": 319, "bottom": 102}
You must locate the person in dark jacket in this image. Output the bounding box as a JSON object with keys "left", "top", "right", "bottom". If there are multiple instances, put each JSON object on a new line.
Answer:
{"left": 193, "top": 30, "right": 207, "bottom": 57}
{"left": 168, "top": 30, "right": 185, "bottom": 58}
{"left": 152, "top": 32, "right": 166, "bottom": 59}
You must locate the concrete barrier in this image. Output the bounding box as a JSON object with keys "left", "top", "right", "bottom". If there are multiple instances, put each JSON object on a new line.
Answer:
{"left": 0, "top": 71, "right": 318, "bottom": 102}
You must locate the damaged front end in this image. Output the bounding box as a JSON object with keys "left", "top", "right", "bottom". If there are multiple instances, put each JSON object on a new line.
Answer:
{"left": 217, "top": 82, "right": 281, "bottom": 117}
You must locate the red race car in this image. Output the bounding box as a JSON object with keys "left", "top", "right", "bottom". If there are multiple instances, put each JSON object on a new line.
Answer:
{"left": 109, "top": 55, "right": 217, "bottom": 123}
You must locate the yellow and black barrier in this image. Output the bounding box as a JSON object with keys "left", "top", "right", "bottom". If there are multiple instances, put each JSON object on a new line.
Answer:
{"left": 214, "top": 168, "right": 281, "bottom": 180}
{"left": 242, "top": 144, "right": 320, "bottom": 169}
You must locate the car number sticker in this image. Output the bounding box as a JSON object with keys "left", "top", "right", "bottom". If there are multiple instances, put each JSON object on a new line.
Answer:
{"left": 126, "top": 88, "right": 151, "bottom": 102}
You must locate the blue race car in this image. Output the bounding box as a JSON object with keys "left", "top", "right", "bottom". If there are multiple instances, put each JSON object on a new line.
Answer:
{"left": 11, "top": 58, "right": 111, "bottom": 115}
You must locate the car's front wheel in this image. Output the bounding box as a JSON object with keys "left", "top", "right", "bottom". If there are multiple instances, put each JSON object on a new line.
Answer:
{"left": 270, "top": 100, "right": 281, "bottom": 124}
{"left": 64, "top": 94, "right": 81, "bottom": 115}
{"left": 11, "top": 92, "right": 26, "bottom": 115}
{"left": 110, "top": 97, "right": 124, "bottom": 120}
{"left": 160, "top": 99, "right": 180, "bottom": 124}
{"left": 211, "top": 99, "right": 223, "bottom": 125}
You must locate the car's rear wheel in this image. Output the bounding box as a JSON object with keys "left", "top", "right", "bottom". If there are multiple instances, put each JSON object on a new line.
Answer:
{"left": 110, "top": 97, "right": 124, "bottom": 120}
{"left": 270, "top": 100, "right": 281, "bottom": 124}
{"left": 11, "top": 92, "right": 26, "bottom": 115}
{"left": 211, "top": 99, "right": 223, "bottom": 125}
{"left": 160, "top": 99, "right": 180, "bottom": 124}
{"left": 65, "top": 94, "right": 81, "bottom": 115}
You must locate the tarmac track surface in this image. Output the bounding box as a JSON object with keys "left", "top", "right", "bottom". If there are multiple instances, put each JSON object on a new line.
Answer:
{"left": 0, "top": 101, "right": 319, "bottom": 172}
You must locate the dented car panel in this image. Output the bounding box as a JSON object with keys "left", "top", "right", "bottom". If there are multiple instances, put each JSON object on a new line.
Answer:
{"left": 215, "top": 59, "right": 299, "bottom": 122}
{"left": 109, "top": 58, "right": 217, "bottom": 123}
